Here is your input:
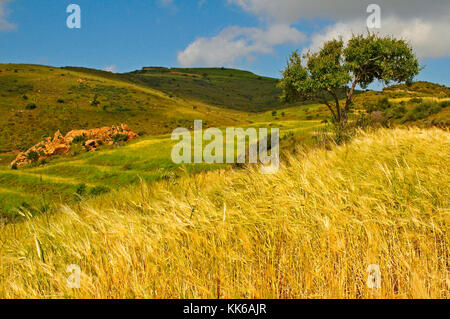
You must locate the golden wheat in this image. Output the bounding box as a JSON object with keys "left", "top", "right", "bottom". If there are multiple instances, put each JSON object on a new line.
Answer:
{"left": 0, "top": 128, "right": 448, "bottom": 298}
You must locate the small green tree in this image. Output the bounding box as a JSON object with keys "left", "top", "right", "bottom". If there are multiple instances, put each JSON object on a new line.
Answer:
{"left": 279, "top": 33, "right": 420, "bottom": 127}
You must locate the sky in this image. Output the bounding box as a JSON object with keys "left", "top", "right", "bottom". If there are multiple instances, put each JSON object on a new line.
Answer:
{"left": 1, "top": 0, "right": 449, "bottom": 87}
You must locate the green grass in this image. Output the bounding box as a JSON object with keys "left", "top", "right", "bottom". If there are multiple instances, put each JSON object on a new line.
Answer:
{"left": 0, "top": 112, "right": 323, "bottom": 216}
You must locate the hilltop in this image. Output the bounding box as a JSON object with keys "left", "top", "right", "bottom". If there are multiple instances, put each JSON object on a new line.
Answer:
{"left": 123, "top": 67, "right": 282, "bottom": 112}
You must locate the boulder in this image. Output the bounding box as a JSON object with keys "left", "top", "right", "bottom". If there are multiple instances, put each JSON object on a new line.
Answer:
{"left": 10, "top": 124, "right": 139, "bottom": 168}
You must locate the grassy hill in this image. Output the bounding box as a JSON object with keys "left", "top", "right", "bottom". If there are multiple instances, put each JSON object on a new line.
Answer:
{"left": 1, "top": 128, "right": 448, "bottom": 298}
{"left": 124, "top": 67, "right": 283, "bottom": 112}
{"left": 0, "top": 64, "right": 245, "bottom": 153}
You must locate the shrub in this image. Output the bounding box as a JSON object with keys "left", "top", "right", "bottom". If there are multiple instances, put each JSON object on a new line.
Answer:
{"left": 11, "top": 163, "right": 17, "bottom": 170}
{"left": 26, "top": 150, "right": 39, "bottom": 163}
{"left": 22, "top": 95, "right": 28, "bottom": 100}
{"left": 404, "top": 102, "right": 442, "bottom": 122}
{"left": 89, "top": 186, "right": 110, "bottom": 196}
{"left": 75, "top": 183, "right": 87, "bottom": 196}
{"left": 72, "top": 135, "right": 86, "bottom": 144}
{"left": 57, "top": 98, "right": 65, "bottom": 103}
{"left": 378, "top": 97, "right": 391, "bottom": 110}
{"left": 271, "top": 111, "right": 277, "bottom": 116}
{"left": 387, "top": 105, "right": 407, "bottom": 119}
{"left": 409, "top": 97, "right": 423, "bottom": 103}
{"left": 440, "top": 100, "right": 450, "bottom": 108}
{"left": 113, "top": 133, "right": 129, "bottom": 143}
{"left": 90, "top": 94, "right": 100, "bottom": 106}
{"left": 25, "top": 103, "right": 36, "bottom": 110}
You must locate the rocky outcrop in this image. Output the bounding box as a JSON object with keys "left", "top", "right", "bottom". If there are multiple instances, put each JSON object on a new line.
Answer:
{"left": 11, "top": 124, "right": 138, "bottom": 168}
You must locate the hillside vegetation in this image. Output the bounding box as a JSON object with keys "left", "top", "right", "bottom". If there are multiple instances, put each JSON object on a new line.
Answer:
{"left": 0, "top": 64, "right": 245, "bottom": 153}
{"left": 0, "top": 128, "right": 448, "bottom": 298}
{"left": 125, "top": 67, "right": 283, "bottom": 111}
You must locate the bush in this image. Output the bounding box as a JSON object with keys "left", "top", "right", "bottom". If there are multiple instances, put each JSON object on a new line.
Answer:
{"left": 72, "top": 135, "right": 86, "bottom": 144}
{"left": 91, "top": 94, "right": 100, "bottom": 106}
{"left": 11, "top": 163, "right": 17, "bottom": 170}
{"left": 271, "top": 111, "right": 277, "bottom": 116}
{"left": 409, "top": 97, "right": 423, "bottom": 103}
{"left": 113, "top": 134, "right": 129, "bottom": 143}
{"left": 440, "top": 100, "right": 450, "bottom": 108}
{"left": 22, "top": 95, "right": 28, "bottom": 100}
{"left": 26, "top": 150, "right": 39, "bottom": 163}
{"left": 57, "top": 98, "right": 65, "bottom": 103}
{"left": 378, "top": 97, "right": 391, "bottom": 110}
{"left": 404, "top": 102, "right": 442, "bottom": 122}
{"left": 25, "top": 103, "right": 36, "bottom": 110}
{"left": 89, "top": 186, "right": 110, "bottom": 196}
{"left": 75, "top": 183, "right": 87, "bottom": 196}
{"left": 387, "top": 105, "right": 407, "bottom": 119}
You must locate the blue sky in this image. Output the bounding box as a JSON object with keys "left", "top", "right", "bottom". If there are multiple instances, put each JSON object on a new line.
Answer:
{"left": 1, "top": 0, "right": 449, "bottom": 86}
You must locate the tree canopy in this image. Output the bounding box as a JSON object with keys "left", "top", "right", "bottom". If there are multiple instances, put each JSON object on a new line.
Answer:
{"left": 279, "top": 33, "right": 420, "bottom": 125}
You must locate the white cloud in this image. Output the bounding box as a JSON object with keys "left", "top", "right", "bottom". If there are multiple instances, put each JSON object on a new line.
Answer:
{"left": 305, "top": 16, "right": 450, "bottom": 59}
{"left": 0, "top": 0, "right": 15, "bottom": 31}
{"left": 178, "top": 24, "right": 306, "bottom": 67}
{"left": 104, "top": 65, "right": 117, "bottom": 73}
{"left": 228, "top": 0, "right": 450, "bottom": 59}
{"left": 228, "top": 0, "right": 450, "bottom": 22}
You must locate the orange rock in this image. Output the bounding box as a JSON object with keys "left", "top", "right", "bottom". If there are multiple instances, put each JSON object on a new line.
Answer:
{"left": 10, "top": 124, "right": 139, "bottom": 167}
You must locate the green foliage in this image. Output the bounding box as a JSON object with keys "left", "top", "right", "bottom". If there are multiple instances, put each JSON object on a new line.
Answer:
{"left": 89, "top": 186, "right": 110, "bottom": 196}
{"left": 113, "top": 133, "right": 129, "bottom": 143}
{"left": 91, "top": 94, "right": 100, "bottom": 106}
{"left": 386, "top": 105, "right": 407, "bottom": 119}
{"left": 72, "top": 135, "right": 86, "bottom": 144}
{"left": 25, "top": 102, "right": 36, "bottom": 110}
{"left": 75, "top": 183, "right": 87, "bottom": 196}
{"left": 378, "top": 97, "right": 391, "bottom": 110}
{"left": 279, "top": 33, "right": 420, "bottom": 125}
{"left": 57, "top": 98, "right": 65, "bottom": 103}
{"left": 440, "top": 100, "right": 450, "bottom": 108}
{"left": 410, "top": 97, "right": 423, "bottom": 103}
{"left": 404, "top": 102, "right": 442, "bottom": 122}
{"left": 26, "top": 150, "right": 39, "bottom": 163}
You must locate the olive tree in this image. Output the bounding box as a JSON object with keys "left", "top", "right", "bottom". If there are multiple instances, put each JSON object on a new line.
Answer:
{"left": 279, "top": 33, "right": 420, "bottom": 126}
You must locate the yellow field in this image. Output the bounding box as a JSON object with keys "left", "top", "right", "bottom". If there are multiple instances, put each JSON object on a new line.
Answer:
{"left": 0, "top": 128, "right": 448, "bottom": 298}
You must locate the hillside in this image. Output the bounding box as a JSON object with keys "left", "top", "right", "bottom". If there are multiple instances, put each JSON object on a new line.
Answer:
{"left": 1, "top": 128, "right": 448, "bottom": 298}
{"left": 353, "top": 82, "right": 450, "bottom": 127}
{"left": 0, "top": 64, "right": 245, "bottom": 153}
{"left": 124, "top": 67, "right": 283, "bottom": 111}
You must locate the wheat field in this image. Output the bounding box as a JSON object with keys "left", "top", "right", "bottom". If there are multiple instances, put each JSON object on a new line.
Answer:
{"left": 0, "top": 128, "right": 448, "bottom": 298}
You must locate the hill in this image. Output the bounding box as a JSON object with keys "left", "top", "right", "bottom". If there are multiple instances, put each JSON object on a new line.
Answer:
{"left": 1, "top": 128, "right": 448, "bottom": 298}
{"left": 383, "top": 81, "right": 450, "bottom": 97}
{"left": 123, "top": 67, "right": 283, "bottom": 111}
{"left": 0, "top": 64, "right": 245, "bottom": 153}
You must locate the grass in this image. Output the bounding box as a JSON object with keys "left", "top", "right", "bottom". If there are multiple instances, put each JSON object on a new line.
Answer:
{"left": 0, "top": 116, "right": 323, "bottom": 215}
{"left": 0, "top": 127, "right": 448, "bottom": 298}
{"left": 0, "top": 64, "right": 245, "bottom": 152}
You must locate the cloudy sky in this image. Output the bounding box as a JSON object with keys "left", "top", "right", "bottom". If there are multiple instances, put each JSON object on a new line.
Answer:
{"left": 1, "top": 0, "right": 449, "bottom": 86}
